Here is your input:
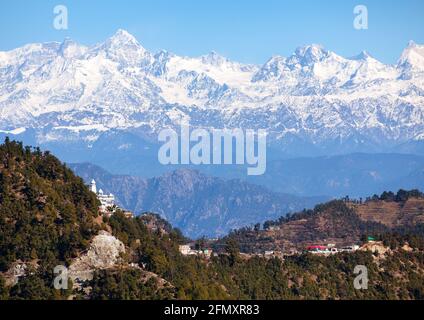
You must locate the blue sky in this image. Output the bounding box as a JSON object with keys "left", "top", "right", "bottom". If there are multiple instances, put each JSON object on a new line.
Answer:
{"left": 0, "top": 0, "right": 423, "bottom": 64}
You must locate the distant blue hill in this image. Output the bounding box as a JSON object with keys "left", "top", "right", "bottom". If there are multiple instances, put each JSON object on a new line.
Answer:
{"left": 69, "top": 162, "right": 326, "bottom": 238}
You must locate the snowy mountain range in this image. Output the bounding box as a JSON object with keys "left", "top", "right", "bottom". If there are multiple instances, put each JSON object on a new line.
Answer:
{"left": 1, "top": 29, "right": 424, "bottom": 157}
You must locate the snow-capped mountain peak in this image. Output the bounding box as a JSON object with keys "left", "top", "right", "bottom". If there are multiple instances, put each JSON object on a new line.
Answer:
{"left": 58, "top": 38, "right": 86, "bottom": 59}
{"left": 292, "top": 44, "right": 330, "bottom": 66}
{"left": 0, "top": 30, "right": 423, "bottom": 155}
{"left": 89, "top": 29, "right": 152, "bottom": 66}
{"left": 107, "top": 29, "right": 141, "bottom": 46}
{"left": 350, "top": 50, "right": 373, "bottom": 61}
{"left": 397, "top": 41, "right": 424, "bottom": 80}
{"left": 200, "top": 51, "right": 229, "bottom": 66}
{"left": 399, "top": 41, "right": 424, "bottom": 68}
{"left": 251, "top": 55, "right": 287, "bottom": 82}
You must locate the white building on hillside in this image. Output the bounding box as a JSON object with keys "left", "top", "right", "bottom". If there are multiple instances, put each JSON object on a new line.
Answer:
{"left": 178, "top": 244, "right": 213, "bottom": 257}
{"left": 179, "top": 245, "right": 192, "bottom": 255}
{"left": 90, "top": 179, "right": 97, "bottom": 194}
{"left": 90, "top": 179, "right": 116, "bottom": 212}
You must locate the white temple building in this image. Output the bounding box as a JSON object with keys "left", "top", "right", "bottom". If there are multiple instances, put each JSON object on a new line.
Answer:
{"left": 90, "top": 179, "right": 116, "bottom": 212}
{"left": 90, "top": 179, "right": 97, "bottom": 194}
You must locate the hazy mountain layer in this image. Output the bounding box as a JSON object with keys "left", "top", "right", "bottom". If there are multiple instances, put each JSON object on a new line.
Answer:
{"left": 70, "top": 162, "right": 325, "bottom": 238}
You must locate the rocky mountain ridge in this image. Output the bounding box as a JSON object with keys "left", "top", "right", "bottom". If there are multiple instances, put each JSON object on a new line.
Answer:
{"left": 1, "top": 30, "right": 423, "bottom": 158}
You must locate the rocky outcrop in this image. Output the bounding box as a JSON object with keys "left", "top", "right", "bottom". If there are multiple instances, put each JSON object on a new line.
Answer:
{"left": 67, "top": 230, "right": 173, "bottom": 296}
{"left": 2, "top": 261, "right": 29, "bottom": 287}
{"left": 69, "top": 231, "right": 126, "bottom": 285}
{"left": 359, "top": 241, "right": 391, "bottom": 255}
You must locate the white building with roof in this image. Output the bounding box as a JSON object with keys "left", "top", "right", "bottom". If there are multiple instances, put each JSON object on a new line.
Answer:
{"left": 90, "top": 179, "right": 116, "bottom": 212}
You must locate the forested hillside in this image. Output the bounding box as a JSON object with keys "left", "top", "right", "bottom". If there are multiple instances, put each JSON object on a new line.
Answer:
{"left": 221, "top": 192, "right": 424, "bottom": 253}
{"left": 1, "top": 139, "right": 423, "bottom": 300}
{"left": 0, "top": 137, "right": 100, "bottom": 271}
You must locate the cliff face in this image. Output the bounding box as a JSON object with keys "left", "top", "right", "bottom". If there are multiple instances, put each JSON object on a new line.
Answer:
{"left": 69, "top": 231, "right": 126, "bottom": 284}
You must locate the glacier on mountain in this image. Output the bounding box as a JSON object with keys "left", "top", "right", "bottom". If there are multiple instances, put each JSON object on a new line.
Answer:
{"left": 0, "top": 29, "right": 423, "bottom": 155}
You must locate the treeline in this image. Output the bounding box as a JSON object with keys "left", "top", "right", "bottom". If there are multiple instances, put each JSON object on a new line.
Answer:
{"left": 215, "top": 196, "right": 424, "bottom": 255}
{"left": 371, "top": 189, "right": 424, "bottom": 202}
{"left": 261, "top": 190, "right": 424, "bottom": 231}
{"left": 228, "top": 200, "right": 389, "bottom": 248}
